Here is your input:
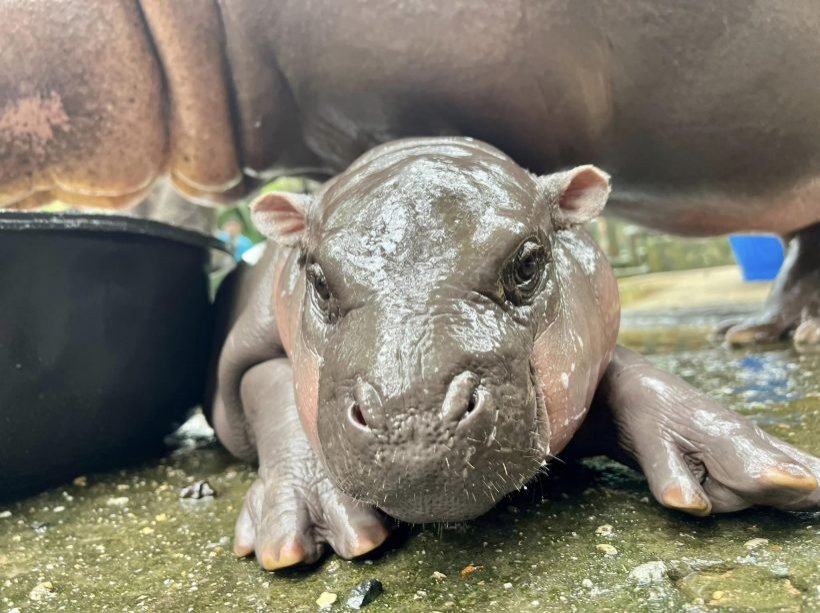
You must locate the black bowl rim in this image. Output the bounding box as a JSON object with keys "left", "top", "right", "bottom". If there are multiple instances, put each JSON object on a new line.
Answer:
{"left": 0, "top": 211, "right": 227, "bottom": 252}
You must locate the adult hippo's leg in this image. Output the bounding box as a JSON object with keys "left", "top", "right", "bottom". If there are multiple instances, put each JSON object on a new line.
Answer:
{"left": 717, "top": 223, "right": 820, "bottom": 349}
{"left": 568, "top": 346, "right": 819, "bottom": 514}
{"left": 230, "top": 359, "right": 389, "bottom": 570}
{"left": 608, "top": 181, "right": 820, "bottom": 349}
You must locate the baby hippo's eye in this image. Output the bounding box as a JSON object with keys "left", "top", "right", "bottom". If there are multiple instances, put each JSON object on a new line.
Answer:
{"left": 504, "top": 239, "right": 547, "bottom": 305}
{"left": 309, "top": 265, "right": 331, "bottom": 301}
{"left": 515, "top": 249, "right": 539, "bottom": 285}
{"left": 306, "top": 263, "right": 338, "bottom": 322}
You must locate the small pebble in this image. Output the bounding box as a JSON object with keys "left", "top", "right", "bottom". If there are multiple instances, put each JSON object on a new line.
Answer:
{"left": 73, "top": 475, "right": 88, "bottom": 487}
{"left": 581, "top": 578, "right": 594, "bottom": 589}
{"left": 31, "top": 521, "right": 49, "bottom": 534}
{"left": 155, "top": 513, "right": 168, "bottom": 522}
{"left": 744, "top": 538, "right": 769, "bottom": 550}
{"left": 179, "top": 480, "right": 216, "bottom": 500}
{"left": 628, "top": 561, "right": 668, "bottom": 585}
{"left": 503, "top": 582, "right": 513, "bottom": 590}
{"left": 596, "top": 544, "right": 618, "bottom": 556}
{"left": 106, "top": 496, "right": 129, "bottom": 507}
{"left": 0, "top": 510, "right": 11, "bottom": 518}
{"left": 29, "top": 581, "right": 56, "bottom": 601}
{"left": 346, "top": 579, "right": 383, "bottom": 609}
{"left": 595, "top": 524, "right": 613, "bottom": 537}
{"left": 141, "top": 527, "right": 154, "bottom": 535}
{"left": 315, "top": 591, "right": 337, "bottom": 608}
{"left": 431, "top": 571, "right": 447, "bottom": 581}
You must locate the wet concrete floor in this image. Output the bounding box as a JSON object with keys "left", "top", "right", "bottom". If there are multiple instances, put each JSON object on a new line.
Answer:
{"left": 2, "top": 309, "right": 819, "bottom": 612}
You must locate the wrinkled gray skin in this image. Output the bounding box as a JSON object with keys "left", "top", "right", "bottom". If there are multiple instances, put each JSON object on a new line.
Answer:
{"left": 208, "top": 138, "right": 820, "bottom": 570}
{"left": 2, "top": 0, "right": 820, "bottom": 347}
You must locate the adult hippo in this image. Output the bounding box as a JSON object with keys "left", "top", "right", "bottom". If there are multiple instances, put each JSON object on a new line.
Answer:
{"left": 1, "top": 0, "right": 819, "bottom": 346}
{"left": 209, "top": 137, "right": 820, "bottom": 570}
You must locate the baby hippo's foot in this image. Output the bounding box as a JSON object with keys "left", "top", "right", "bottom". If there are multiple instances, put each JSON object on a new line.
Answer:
{"left": 603, "top": 346, "right": 819, "bottom": 514}
{"left": 637, "top": 415, "right": 820, "bottom": 514}
{"left": 716, "top": 223, "right": 820, "bottom": 350}
{"left": 229, "top": 359, "right": 389, "bottom": 570}
{"left": 234, "top": 458, "right": 389, "bottom": 570}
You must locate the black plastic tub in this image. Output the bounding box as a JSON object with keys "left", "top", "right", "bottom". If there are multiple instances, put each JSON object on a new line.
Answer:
{"left": 0, "top": 212, "right": 227, "bottom": 500}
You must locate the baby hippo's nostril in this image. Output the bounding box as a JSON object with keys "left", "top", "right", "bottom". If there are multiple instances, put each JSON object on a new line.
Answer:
{"left": 350, "top": 403, "right": 367, "bottom": 428}
{"left": 442, "top": 371, "right": 485, "bottom": 424}
{"left": 349, "top": 379, "right": 384, "bottom": 431}
{"left": 466, "top": 391, "right": 478, "bottom": 415}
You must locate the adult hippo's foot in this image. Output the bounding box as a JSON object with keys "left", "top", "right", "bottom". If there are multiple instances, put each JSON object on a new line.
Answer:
{"left": 717, "top": 223, "right": 820, "bottom": 350}
{"left": 574, "top": 346, "right": 819, "bottom": 514}
{"left": 230, "top": 359, "right": 389, "bottom": 570}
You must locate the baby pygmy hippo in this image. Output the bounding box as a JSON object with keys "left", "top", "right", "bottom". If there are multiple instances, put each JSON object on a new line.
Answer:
{"left": 208, "top": 137, "right": 820, "bottom": 570}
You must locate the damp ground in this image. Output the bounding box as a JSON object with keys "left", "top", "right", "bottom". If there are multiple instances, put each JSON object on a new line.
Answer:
{"left": 2, "top": 307, "right": 819, "bottom": 612}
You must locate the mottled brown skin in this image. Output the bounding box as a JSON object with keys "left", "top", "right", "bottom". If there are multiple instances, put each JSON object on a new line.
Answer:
{"left": 208, "top": 138, "right": 820, "bottom": 571}
{"left": 0, "top": 1, "right": 165, "bottom": 208}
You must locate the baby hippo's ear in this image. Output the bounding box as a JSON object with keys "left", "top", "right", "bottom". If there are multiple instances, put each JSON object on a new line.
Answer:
{"left": 540, "top": 165, "right": 611, "bottom": 229}
{"left": 250, "top": 192, "right": 311, "bottom": 246}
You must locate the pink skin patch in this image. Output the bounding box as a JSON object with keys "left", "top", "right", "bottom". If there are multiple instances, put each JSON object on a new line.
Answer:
{"left": 0, "top": 92, "right": 70, "bottom": 158}
{"left": 292, "top": 347, "right": 322, "bottom": 452}
{"left": 273, "top": 251, "right": 323, "bottom": 453}
{"left": 531, "top": 233, "right": 620, "bottom": 455}
{"left": 532, "top": 325, "right": 599, "bottom": 456}
{"left": 273, "top": 254, "right": 295, "bottom": 352}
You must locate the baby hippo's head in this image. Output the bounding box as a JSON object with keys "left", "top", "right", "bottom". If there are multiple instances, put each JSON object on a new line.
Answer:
{"left": 251, "top": 138, "right": 610, "bottom": 522}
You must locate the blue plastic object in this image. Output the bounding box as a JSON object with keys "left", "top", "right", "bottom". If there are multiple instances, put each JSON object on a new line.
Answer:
{"left": 728, "top": 234, "right": 785, "bottom": 281}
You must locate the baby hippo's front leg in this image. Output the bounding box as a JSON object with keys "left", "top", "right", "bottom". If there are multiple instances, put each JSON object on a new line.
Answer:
{"left": 234, "top": 359, "right": 389, "bottom": 570}
{"left": 596, "top": 346, "right": 820, "bottom": 514}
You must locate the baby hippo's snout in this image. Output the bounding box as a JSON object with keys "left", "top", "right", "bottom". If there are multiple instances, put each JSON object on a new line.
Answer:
{"left": 348, "top": 372, "right": 485, "bottom": 434}
{"left": 317, "top": 360, "right": 545, "bottom": 524}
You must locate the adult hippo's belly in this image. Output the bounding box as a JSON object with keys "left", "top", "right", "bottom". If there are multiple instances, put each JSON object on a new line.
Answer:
{"left": 278, "top": 1, "right": 820, "bottom": 238}
{"left": 3, "top": 0, "right": 820, "bottom": 222}
{"left": 1, "top": 1, "right": 819, "bottom": 329}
